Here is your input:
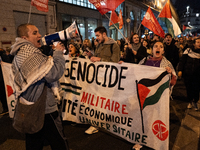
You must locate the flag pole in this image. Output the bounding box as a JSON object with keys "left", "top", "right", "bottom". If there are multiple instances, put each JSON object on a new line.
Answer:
{"left": 104, "top": 13, "right": 129, "bottom": 43}
{"left": 136, "top": 23, "right": 142, "bottom": 34}
{"left": 28, "top": 3, "right": 32, "bottom": 23}
{"left": 136, "top": 80, "right": 145, "bottom": 133}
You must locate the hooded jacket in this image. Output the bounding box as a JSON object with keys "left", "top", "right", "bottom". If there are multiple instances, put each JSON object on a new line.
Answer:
{"left": 94, "top": 38, "right": 120, "bottom": 63}
{"left": 11, "top": 38, "right": 65, "bottom": 114}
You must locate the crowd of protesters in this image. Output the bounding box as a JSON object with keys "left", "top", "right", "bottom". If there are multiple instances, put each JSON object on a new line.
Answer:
{"left": 0, "top": 23, "right": 200, "bottom": 150}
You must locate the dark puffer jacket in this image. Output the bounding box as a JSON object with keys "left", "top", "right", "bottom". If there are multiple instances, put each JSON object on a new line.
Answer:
{"left": 178, "top": 48, "right": 200, "bottom": 79}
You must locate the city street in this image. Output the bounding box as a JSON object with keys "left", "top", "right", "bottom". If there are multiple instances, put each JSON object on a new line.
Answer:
{"left": 0, "top": 79, "right": 199, "bottom": 150}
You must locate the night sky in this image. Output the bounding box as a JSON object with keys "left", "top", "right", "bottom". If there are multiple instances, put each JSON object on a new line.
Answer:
{"left": 173, "top": 0, "right": 200, "bottom": 12}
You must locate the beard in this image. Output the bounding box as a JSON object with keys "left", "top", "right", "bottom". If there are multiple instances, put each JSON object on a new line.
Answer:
{"left": 101, "top": 38, "right": 105, "bottom": 44}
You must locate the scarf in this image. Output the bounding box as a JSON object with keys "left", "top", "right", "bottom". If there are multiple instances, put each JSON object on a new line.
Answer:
{"left": 131, "top": 43, "right": 141, "bottom": 51}
{"left": 12, "top": 39, "right": 54, "bottom": 98}
{"left": 183, "top": 48, "right": 200, "bottom": 59}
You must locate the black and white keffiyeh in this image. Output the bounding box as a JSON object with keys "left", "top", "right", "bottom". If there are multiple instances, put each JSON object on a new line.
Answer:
{"left": 11, "top": 38, "right": 54, "bottom": 98}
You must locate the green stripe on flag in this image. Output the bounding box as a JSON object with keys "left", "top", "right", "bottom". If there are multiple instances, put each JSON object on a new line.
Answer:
{"left": 62, "top": 88, "right": 80, "bottom": 96}
{"left": 160, "top": 18, "right": 175, "bottom": 37}
{"left": 109, "top": 23, "right": 119, "bottom": 30}
{"left": 143, "top": 80, "right": 169, "bottom": 110}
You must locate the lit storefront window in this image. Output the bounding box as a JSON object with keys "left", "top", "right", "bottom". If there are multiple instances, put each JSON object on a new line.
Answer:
{"left": 59, "top": 0, "right": 96, "bottom": 9}
{"left": 88, "top": 19, "right": 97, "bottom": 40}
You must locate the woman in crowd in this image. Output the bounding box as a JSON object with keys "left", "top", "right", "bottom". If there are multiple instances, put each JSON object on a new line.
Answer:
{"left": 132, "top": 40, "right": 176, "bottom": 150}
{"left": 64, "top": 42, "right": 85, "bottom": 60}
{"left": 142, "top": 39, "right": 152, "bottom": 55}
{"left": 119, "top": 43, "right": 135, "bottom": 63}
{"left": 178, "top": 38, "right": 200, "bottom": 110}
{"left": 139, "top": 40, "right": 177, "bottom": 86}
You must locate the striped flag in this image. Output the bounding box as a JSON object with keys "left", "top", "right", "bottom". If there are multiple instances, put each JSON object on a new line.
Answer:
{"left": 158, "top": 0, "right": 181, "bottom": 37}
{"left": 109, "top": 9, "right": 124, "bottom": 30}
{"left": 109, "top": 10, "right": 119, "bottom": 30}
{"left": 141, "top": 7, "right": 165, "bottom": 38}
{"left": 60, "top": 82, "right": 82, "bottom": 96}
{"left": 137, "top": 71, "right": 170, "bottom": 133}
{"left": 137, "top": 71, "right": 170, "bottom": 111}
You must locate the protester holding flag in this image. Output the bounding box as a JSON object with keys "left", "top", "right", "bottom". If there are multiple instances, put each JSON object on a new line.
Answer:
{"left": 128, "top": 33, "right": 148, "bottom": 63}
{"left": 10, "top": 23, "right": 69, "bottom": 150}
{"left": 178, "top": 38, "right": 200, "bottom": 111}
{"left": 139, "top": 41, "right": 177, "bottom": 86}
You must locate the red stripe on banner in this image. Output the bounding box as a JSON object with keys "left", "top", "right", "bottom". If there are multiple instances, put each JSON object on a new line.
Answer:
{"left": 138, "top": 83, "right": 150, "bottom": 110}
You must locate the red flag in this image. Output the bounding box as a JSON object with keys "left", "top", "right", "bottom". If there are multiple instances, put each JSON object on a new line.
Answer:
{"left": 182, "top": 25, "right": 186, "bottom": 31}
{"left": 118, "top": 9, "right": 123, "bottom": 29}
{"left": 141, "top": 7, "right": 165, "bottom": 38}
{"left": 31, "top": 0, "right": 49, "bottom": 12}
{"left": 89, "top": 0, "right": 124, "bottom": 15}
{"left": 109, "top": 11, "right": 119, "bottom": 26}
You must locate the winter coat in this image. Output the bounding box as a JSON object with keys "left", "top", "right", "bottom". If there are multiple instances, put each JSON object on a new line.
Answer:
{"left": 164, "top": 43, "right": 179, "bottom": 69}
{"left": 94, "top": 38, "right": 120, "bottom": 63}
{"left": 178, "top": 48, "right": 200, "bottom": 79}
{"left": 11, "top": 37, "right": 65, "bottom": 114}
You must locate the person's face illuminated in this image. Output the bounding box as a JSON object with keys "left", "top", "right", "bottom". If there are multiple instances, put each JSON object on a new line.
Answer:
{"left": 152, "top": 42, "right": 164, "bottom": 58}
{"left": 165, "top": 35, "right": 172, "bottom": 45}
{"left": 194, "top": 39, "right": 200, "bottom": 49}
{"left": 69, "top": 44, "right": 77, "bottom": 56}
{"left": 25, "top": 25, "right": 41, "bottom": 48}
{"left": 132, "top": 34, "right": 139, "bottom": 44}
{"left": 95, "top": 31, "right": 105, "bottom": 44}
{"left": 142, "top": 41, "right": 148, "bottom": 47}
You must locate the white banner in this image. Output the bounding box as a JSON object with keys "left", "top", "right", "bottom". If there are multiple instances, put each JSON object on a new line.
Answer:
{"left": 60, "top": 58, "right": 170, "bottom": 150}
{"left": 1, "top": 62, "right": 16, "bottom": 118}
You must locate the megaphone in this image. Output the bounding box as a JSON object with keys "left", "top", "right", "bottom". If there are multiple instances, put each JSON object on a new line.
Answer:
{"left": 42, "top": 21, "right": 82, "bottom": 45}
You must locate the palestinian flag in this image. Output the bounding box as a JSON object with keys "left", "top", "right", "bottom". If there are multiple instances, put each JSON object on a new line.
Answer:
{"left": 109, "top": 10, "right": 119, "bottom": 30}
{"left": 137, "top": 71, "right": 170, "bottom": 111}
{"left": 158, "top": 0, "right": 181, "bottom": 37}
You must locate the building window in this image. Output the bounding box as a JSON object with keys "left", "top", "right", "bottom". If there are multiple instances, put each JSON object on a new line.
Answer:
{"left": 59, "top": 0, "right": 96, "bottom": 9}
{"left": 88, "top": 19, "right": 97, "bottom": 40}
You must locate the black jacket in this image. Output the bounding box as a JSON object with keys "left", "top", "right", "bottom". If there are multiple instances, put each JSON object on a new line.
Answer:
{"left": 164, "top": 43, "right": 179, "bottom": 69}
{"left": 178, "top": 48, "right": 200, "bottom": 78}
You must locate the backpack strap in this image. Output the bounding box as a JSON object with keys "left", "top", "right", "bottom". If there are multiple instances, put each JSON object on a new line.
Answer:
{"left": 110, "top": 43, "right": 114, "bottom": 54}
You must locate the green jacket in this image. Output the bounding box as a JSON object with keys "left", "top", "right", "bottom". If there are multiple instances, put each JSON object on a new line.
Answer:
{"left": 94, "top": 38, "right": 120, "bottom": 63}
